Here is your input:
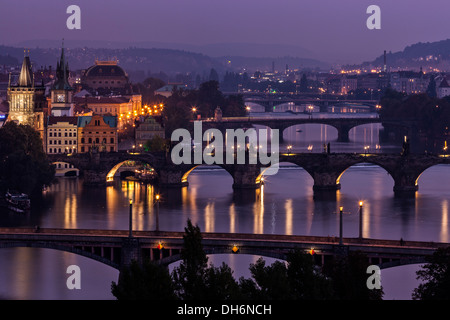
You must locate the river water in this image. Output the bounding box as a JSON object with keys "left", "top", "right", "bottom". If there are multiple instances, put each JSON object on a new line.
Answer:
{"left": 0, "top": 113, "right": 448, "bottom": 300}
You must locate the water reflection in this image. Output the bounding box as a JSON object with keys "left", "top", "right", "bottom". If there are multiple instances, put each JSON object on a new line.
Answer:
{"left": 2, "top": 121, "right": 450, "bottom": 300}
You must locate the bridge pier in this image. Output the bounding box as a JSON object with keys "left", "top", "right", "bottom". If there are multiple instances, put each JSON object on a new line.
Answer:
{"left": 336, "top": 126, "right": 350, "bottom": 143}
{"left": 393, "top": 185, "right": 418, "bottom": 197}
{"left": 231, "top": 164, "right": 262, "bottom": 189}
{"left": 83, "top": 170, "right": 108, "bottom": 185}
{"left": 120, "top": 237, "right": 142, "bottom": 267}
{"left": 312, "top": 172, "right": 341, "bottom": 192}
{"left": 158, "top": 167, "right": 190, "bottom": 188}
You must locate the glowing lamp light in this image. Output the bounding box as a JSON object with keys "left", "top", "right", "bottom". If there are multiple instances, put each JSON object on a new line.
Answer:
{"left": 155, "top": 194, "right": 160, "bottom": 201}
{"left": 129, "top": 199, "right": 133, "bottom": 205}
{"left": 157, "top": 242, "right": 164, "bottom": 250}
{"left": 309, "top": 248, "right": 315, "bottom": 255}
{"left": 359, "top": 201, "right": 363, "bottom": 207}
{"left": 232, "top": 245, "right": 239, "bottom": 253}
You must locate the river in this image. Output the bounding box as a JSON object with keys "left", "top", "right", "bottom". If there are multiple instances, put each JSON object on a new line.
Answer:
{"left": 0, "top": 114, "right": 448, "bottom": 300}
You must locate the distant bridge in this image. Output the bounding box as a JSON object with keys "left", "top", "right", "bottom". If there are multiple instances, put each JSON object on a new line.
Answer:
{"left": 241, "top": 94, "right": 379, "bottom": 112}
{"left": 201, "top": 116, "right": 387, "bottom": 142}
{"left": 0, "top": 227, "right": 447, "bottom": 270}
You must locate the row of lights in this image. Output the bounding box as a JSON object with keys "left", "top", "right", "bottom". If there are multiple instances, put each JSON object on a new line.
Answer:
{"left": 139, "top": 200, "right": 366, "bottom": 256}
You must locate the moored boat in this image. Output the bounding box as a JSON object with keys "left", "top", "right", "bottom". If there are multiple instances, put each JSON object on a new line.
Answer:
{"left": 5, "top": 191, "right": 31, "bottom": 213}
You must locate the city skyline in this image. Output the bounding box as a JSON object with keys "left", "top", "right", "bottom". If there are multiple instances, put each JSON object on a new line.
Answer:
{"left": 1, "top": 0, "right": 450, "bottom": 64}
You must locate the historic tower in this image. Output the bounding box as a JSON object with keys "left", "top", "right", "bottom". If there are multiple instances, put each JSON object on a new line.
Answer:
{"left": 7, "top": 52, "right": 46, "bottom": 137}
{"left": 50, "top": 44, "right": 74, "bottom": 116}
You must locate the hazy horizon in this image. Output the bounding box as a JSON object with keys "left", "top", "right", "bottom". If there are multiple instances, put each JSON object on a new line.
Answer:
{"left": 1, "top": 0, "right": 450, "bottom": 65}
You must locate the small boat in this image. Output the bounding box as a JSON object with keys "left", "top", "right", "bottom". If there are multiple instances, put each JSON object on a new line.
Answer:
{"left": 5, "top": 191, "right": 31, "bottom": 213}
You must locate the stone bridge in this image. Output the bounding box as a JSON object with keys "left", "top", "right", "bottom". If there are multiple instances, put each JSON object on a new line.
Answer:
{"left": 199, "top": 117, "right": 413, "bottom": 143}
{"left": 0, "top": 228, "right": 447, "bottom": 270}
{"left": 47, "top": 151, "right": 450, "bottom": 197}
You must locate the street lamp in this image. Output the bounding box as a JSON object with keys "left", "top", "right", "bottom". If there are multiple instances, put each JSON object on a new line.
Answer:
{"left": 155, "top": 194, "right": 160, "bottom": 232}
{"left": 129, "top": 199, "right": 133, "bottom": 238}
{"left": 287, "top": 145, "right": 292, "bottom": 155}
{"left": 359, "top": 201, "right": 363, "bottom": 240}
{"left": 339, "top": 206, "right": 343, "bottom": 245}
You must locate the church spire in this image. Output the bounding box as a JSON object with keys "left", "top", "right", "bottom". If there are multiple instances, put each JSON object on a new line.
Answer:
{"left": 18, "top": 51, "right": 33, "bottom": 87}
{"left": 53, "top": 39, "right": 72, "bottom": 90}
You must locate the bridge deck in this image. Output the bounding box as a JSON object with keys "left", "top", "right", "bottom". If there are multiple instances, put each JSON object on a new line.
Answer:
{"left": 0, "top": 227, "right": 446, "bottom": 251}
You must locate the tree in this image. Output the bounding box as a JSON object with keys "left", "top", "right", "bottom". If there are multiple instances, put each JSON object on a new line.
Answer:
{"left": 111, "top": 259, "right": 177, "bottom": 300}
{"left": 299, "top": 73, "right": 308, "bottom": 92}
{"left": 144, "top": 135, "right": 167, "bottom": 152}
{"left": 239, "top": 249, "right": 335, "bottom": 300}
{"left": 171, "top": 219, "right": 241, "bottom": 300}
{"left": 0, "top": 122, "right": 54, "bottom": 195}
{"left": 161, "top": 89, "right": 193, "bottom": 137}
{"left": 413, "top": 246, "right": 450, "bottom": 300}
{"left": 426, "top": 75, "right": 437, "bottom": 98}
{"left": 209, "top": 68, "right": 219, "bottom": 82}
{"left": 322, "top": 251, "right": 383, "bottom": 300}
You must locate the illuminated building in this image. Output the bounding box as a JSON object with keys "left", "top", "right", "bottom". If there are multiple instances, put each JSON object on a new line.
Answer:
{"left": 7, "top": 53, "right": 46, "bottom": 139}
{"left": 46, "top": 116, "right": 78, "bottom": 154}
{"left": 81, "top": 59, "right": 129, "bottom": 92}
{"left": 49, "top": 44, "right": 74, "bottom": 116}
{"left": 135, "top": 116, "right": 165, "bottom": 147}
{"left": 77, "top": 115, "right": 118, "bottom": 153}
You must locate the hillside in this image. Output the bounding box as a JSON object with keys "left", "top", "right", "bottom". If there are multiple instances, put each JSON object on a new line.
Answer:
{"left": 365, "top": 39, "right": 450, "bottom": 71}
{"left": 0, "top": 44, "right": 328, "bottom": 82}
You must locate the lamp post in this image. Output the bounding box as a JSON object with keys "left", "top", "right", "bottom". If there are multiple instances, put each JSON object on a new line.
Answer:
{"left": 359, "top": 201, "right": 363, "bottom": 240}
{"left": 155, "top": 194, "right": 160, "bottom": 232}
{"left": 129, "top": 199, "right": 133, "bottom": 238}
{"left": 339, "top": 206, "right": 343, "bottom": 245}
{"left": 287, "top": 145, "right": 292, "bottom": 155}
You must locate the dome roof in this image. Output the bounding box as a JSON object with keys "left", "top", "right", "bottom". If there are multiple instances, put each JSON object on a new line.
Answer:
{"left": 84, "top": 61, "right": 127, "bottom": 78}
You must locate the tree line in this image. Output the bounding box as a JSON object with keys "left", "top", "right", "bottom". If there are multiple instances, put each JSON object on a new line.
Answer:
{"left": 111, "top": 219, "right": 385, "bottom": 300}
{"left": 111, "top": 219, "right": 450, "bottom": 300}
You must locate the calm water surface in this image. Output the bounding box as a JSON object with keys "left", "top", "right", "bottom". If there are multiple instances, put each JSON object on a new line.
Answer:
{"left": 0, "top": 120, "right": 448, "bottom": 300}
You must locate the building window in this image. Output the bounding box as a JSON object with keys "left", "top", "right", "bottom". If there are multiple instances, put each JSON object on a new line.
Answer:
{"left": 110, "top": 138, "right": 114, "bottom": 143}
{"left": 81, "top": 138, "right": 85, "bottom": 143}
{"left": 88, "top": 138, "right": 92, "bottom": 143}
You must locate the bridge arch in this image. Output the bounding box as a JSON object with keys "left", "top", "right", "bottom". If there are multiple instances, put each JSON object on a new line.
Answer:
{"left": 281, "top": 123, "right": 339, "bottom": 143}
{"left": 181, "top": 164, "right": 234, "bottom": 186}
{"left": 52, "top": 161, "right": 80, "bottom": 177}
{"left": 336, "top": 161, "right": 395, "bottom": 187}
{"left": 256, "top": 161, "right": 314, "bottom": 186}
{"left": 245, "top": 102, "right": 265, "bottom": 113}
{"left": 0, "top": 242, "right": 120, "bottom": 269}
{"left": 106, "top": 159, "right": 157, "bottom": 183}
{"left": 414, "top": 163, "right": 450, "bottom": 192}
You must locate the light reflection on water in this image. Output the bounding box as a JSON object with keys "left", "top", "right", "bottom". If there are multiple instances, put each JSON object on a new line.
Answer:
{"left": 0, "top": 123, "right": 449, "bottom": 300}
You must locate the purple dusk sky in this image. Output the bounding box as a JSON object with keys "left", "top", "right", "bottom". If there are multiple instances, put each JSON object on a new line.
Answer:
{"left": 1, "top": 0, "right": 449, "bottom": 63}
